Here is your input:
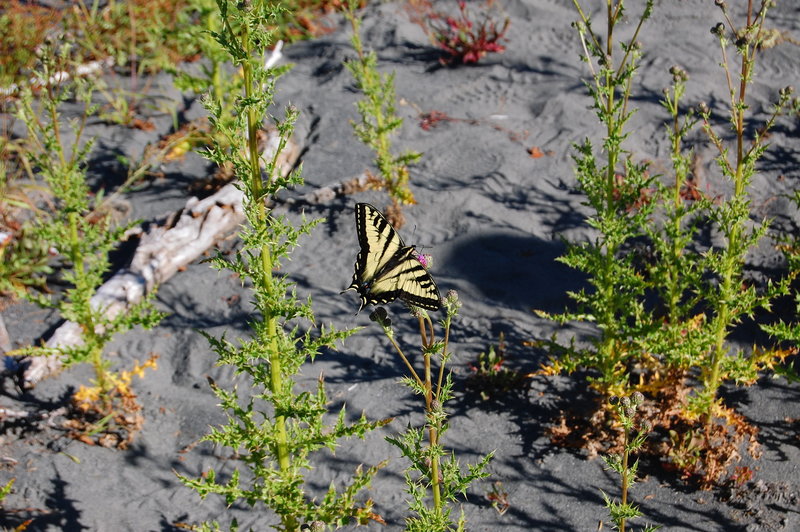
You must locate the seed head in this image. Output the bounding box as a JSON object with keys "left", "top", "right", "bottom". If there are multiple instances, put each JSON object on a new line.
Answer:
{"left": 445, "top": 290, "right": 461, "bottom": 314}
{"left": 369, "top": 307, "right": 390, "bottom": 327}
{"left": 669, "top": 65, "right": 688, "bottom": 82}
{"left": 631, "top": 391, "right": 644, "bottom": 406}
{"left": 735, "top": 34, "right": 748, "bottom": 48}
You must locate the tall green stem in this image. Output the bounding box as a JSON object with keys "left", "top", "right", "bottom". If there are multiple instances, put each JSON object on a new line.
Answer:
{"left": 704, "top": 0, "right": 766, "bottom": 426}
{"left": 48, "top": 88, "right": 107, "bottom": 396}
{"left": 241, "top": 22, "right": 292, "bottom": 490}
{"left": 424, "top": 350, "right": 442, "bottom": 514}
{"left": 619, "top": 427, "right": 630, "bottom": 532}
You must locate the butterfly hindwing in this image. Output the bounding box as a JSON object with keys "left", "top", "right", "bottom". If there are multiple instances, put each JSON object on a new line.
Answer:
{"left": 346, "top": 203, "right": 441, "bottom": 312}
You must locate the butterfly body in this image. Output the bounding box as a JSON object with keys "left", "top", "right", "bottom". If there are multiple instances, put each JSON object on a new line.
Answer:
{"left": 345, "top": 203, "right": 441, "bottom": 312}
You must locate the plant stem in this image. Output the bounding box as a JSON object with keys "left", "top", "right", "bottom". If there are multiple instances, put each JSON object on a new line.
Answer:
{"left": 620, "top": 426, "right": 630, "bottom": 532}
{"left": 436, "top": 314, "right": 450, "bottom": 398}
{"left": 208, "top": 11, "right": 224, "bottom": 117}
{"left": 48, "top": 86, "right": 107, "bottom": 396}
{"left": 350, "top": 14, "right": 391, "bottom": 191}
{"left": 702, "top": 3, "right": 762, "bottom": 425}
{"left": 602, "top": 1, "right": 621, "bottom": 391}
{"left": 423, "top": 349, "right": 442, "bottom": 514}
{"left": 386, "top": 333, "right": 423, "bottom": 387}
{"left": 415, "top": 313, "right": 444, "bottom": 515}
{"left": 240, "top": 19, "right": 292, "bottom": 501}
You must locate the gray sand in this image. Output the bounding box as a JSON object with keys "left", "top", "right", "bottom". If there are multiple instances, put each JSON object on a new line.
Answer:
{"left": 2, "top": 1, "right": 799, "bottom": 530}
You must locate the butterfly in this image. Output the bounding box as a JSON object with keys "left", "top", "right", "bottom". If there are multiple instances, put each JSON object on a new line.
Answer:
{"left": 344, "top": 203, "right": 442, "bottom": 312}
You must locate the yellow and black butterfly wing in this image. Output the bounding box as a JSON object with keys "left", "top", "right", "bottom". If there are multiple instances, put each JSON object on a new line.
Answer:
{"left": 346, "top": 203, "right": 441, "bottom": 312}
{"left": 373, "top": 246, "right": 441, "bottom": 310}
{"left": 352, "top": 203, "right": 405, "bottom": 290}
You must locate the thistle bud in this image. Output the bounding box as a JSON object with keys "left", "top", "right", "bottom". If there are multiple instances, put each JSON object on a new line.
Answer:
{"left": 714, "top": 0, "right": 727, "bottom": 9}
{"left": 369, "top": 307, "right": 390, "bottom": 327}
{"left": 444, "top": 290, "right": 461, "bottom": 314}
{"left": 735, "top": 35, "right": 748, "bottom": 48}
{"left": 669, "top": 65, "right": 688, "bottom": 82}
{"left": 711, "top": 23, "right": 725, "bottom": 37}
{"left": 609, "top": 396, "right": 620, "bottom": 406}
{"left": 631, "top": 391, "right": 644, "bottom": 406}
{"left": 620, "top": 396, "right": 631, "bottom": 408}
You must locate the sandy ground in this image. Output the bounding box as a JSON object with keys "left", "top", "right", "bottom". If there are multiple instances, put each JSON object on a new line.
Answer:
{"left": 2, "top": 0, "right": 800, "bottom": 530}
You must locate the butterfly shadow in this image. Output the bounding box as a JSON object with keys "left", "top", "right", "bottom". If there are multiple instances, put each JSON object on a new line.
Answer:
{"left": 441, "top": 231, "right": 586, "bottom": 315}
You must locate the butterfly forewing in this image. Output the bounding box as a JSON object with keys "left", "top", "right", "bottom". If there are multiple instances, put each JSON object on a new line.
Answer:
{"left": 354, "top": 203, "right": 405, "bottom": 284}
{"left": 347, "top": 203, "right": 441, "bottom": 311}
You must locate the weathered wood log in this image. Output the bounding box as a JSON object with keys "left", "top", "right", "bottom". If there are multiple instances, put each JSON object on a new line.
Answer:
{"left": 0, "top": 405, "right": 68, "bottom": 425}
{"left": 0, "top": 314, "right": 11, "bottom": 355}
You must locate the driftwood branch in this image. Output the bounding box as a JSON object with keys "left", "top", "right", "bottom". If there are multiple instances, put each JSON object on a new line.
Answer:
{"left": 0, "top": 314, "right": 11, "bottom": 355}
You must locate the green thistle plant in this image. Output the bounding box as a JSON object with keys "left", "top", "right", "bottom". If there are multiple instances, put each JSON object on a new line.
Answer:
{"left": 601, "top": 393, "right": 659, "bottom": 532}
{"left": 535, "top": 0, "right": 656, "bottom": 398}
{"left": 177, "top": 2, "right": 386, "bottom": 529}
{"left": 538, "top": 0, "right": 795, "bottom": 487}
{"left": 344, "top": 0, "right": 421, "bottom": 226}
{"left": 762, "top": 187, "right": 800, "bottom": 383}
{"left": 170, "top": 0, "right": 243, "bottom": 138}
{"left": 631, "top": 0, "right": 795, "bottom": 486}
{"left": 686, "top": 1, "right": 794, "bottom": 423}
{"left": 11, "top": 47, "right": 163, "bottom": 441}
{"left": 370, "top": 292, "right": 493, "bottom": 531}
{"left": 638, "top": 65, "right": 710, "bottom": 376}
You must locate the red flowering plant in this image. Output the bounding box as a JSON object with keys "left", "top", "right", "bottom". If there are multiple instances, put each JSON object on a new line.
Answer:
{"left": 423, "top": 0, "right": 510, "bottom": 65}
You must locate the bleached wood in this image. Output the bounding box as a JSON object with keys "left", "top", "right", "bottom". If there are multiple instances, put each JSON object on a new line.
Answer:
{"left": 0, "top": 314, "right": 11, "bottom": 354}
